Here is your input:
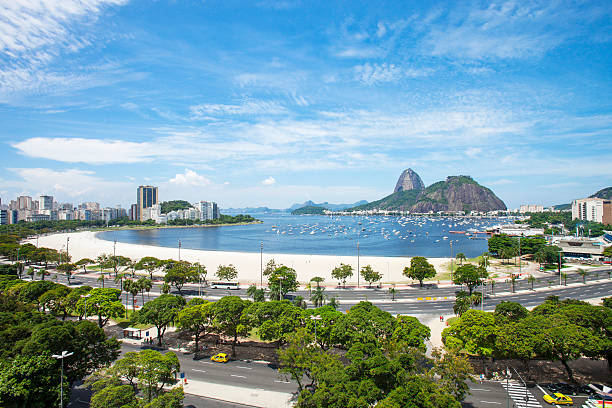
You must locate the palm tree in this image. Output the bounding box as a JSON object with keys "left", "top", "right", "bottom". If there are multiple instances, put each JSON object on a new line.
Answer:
{"left": 527, "top": 275, "right": 536, "bottom": 290}
{"left": 561, "top": 272, "right": 568, "bottom": 286}
{"left": 510, "top": 274, "right": 517, "bottom": 293}
{"left": 305, "top": 282, "right": 312, "bottom": 296}
{"left": 123, "top": 279, "right": 140, "bottom": 313}
{"left": 388, "top": 285, "right": 397, "bottom": 301}
{"left": 310, "top": 276, "right": 324, "bottom": 288}
{"left": 577, "top": 268, "right": 587, "bottom": 284}
{"left": 137, "top": 277, "right": 152, "bottom": 303}
{"left": 293, "top": 296, "right": 307, "bottom": 309}
{"left": 310, "top": 286, "right": 326, "bottom": 307}
{"left": 535, "top": 250, "right": 546, "bottom": 268}
{"left": 114, "top": 272, "right": 127, "bottom": 292}
{"left": 328, "top": 297, "right": 339, "bottom": 310}
{"left": 456, "top": 253, "right": 466, "bottom": 265}
{"left": 97, "top": 274, "right": 105, "bottom": 288}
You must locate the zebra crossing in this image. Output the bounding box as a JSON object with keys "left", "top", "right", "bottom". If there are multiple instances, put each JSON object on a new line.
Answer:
{"left": 501, "top": 381, "right": 542, "bottom": 408}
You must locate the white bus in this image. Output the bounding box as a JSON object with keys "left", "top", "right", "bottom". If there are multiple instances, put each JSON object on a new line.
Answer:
{"left": 210, "top": 281, "right": 240, "bottom": 290}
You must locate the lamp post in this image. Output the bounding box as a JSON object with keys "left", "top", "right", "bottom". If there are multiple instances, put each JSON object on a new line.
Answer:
{"left": 83, "top": 293, "right": 91, "bottom": 320}
{"left": 178, "top": 240, "right": 181, "bottom": 261}
{"left": 278, "top": 276, "right": 283, "bottom": 301}
{"left": 518, "top": 235, "right": 521, "bottom": 276}
{"left": 113, "top": 238, "right": 117, "bottom": 277}
{"left": 260, "top": 241, "right": 263, "bottom": 288}
{"left": 450, "top": 241, "right": 454, "bottom": 282}
{"left": 52, "top": 350, "right": 74, "bottom": 408}
{"left": 310, "top": 315, "right": 321, "bottom": 344}
{"left": 66, "top": 237, "right": 70, "bottom": 263}
{"left": 559, "top": 251, "right": 562, "bottom": 286}
{"left": 357, "top": 222, "right": 362, "bottom": 288}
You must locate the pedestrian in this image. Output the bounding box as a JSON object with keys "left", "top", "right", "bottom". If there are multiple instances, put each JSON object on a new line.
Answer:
{"left": 480, "top": 373, "right": 484, "bottom": 383}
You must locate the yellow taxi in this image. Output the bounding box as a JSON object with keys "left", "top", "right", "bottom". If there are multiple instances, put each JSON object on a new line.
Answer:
{"left": 543, "top": 393, "right": 573, "bottom": 405}
{"left": 211, "top": 353, "right": 229, "bottom": 363}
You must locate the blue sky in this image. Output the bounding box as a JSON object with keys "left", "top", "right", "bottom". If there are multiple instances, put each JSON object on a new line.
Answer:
{"left": 1, "top": 0, "right": 611, "bottom": 209}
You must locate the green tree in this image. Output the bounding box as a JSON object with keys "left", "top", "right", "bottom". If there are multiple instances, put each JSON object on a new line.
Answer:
{"left": 164, "top": 261, "right": 198, "bottom": 296}
{"left": 76, "top": 287, "right": 125, "bottom": 328}
{"left": 268, "top": 265, "right": 298, "bottom": 300}
{"left": 0, "top": 354, "right": 60, "bottom": 408}
{"left": 90, "top": 384, "right": 137, "bottom": 408}
{"left": 143, "top": 387, "right": 184, "bottom": 408}
{"left": 212, "top": 296, "right": 251, "bottom": 357}
{"left": 452, "top": 264, "right": 488, "bottom": 295}
{"left": 389, "top": 316, "right": 431, "bottom": 352}
{"left": 242, "top": 300, "right": 302, "bottom": 344}
{"left": 123, "top": 279, "right": 141, "bottom": 312}
{"left": 135, "top": 256, "right": 161, "bottom": 280}
{"left": 604, "top": 246, "right": 612, "bottom": 258}
{"left": 310, "top": 276, "right": 325, "bottom": 288}
{"left": 577, "top": 268, "right": 587, "bottom": 284}
{"left": 177, "top": 301, "right": 214, "bottom": 353}
{"left": 132, "top": 294, "right": 186, "bottom": 346}
{"left": 277, "top": 327, "right": 318, "bottom": 392}
{"left": 56, "top": 262, "right": 78, "bottom": 284}
{"left": 494, "top": 301, "right": 528, "bottom": 322}
{"left": 246, "top": 284, "right": 265, "bottom": 302}
{"left": 305, "top": 306, "right": 343, "bottom": 350}
{"left": 38, "top": 285, "right": 72, "bottom": 320}
{"left": 75, "top": 258, "right": 94, "bottom": 274}
{"left": 360, "top": 265, "right": 382, "bottom": 287}
{"left": 527, "top": 275, "right": 536, "bottom": 290}
{"left": 442, "top": 309, "right": 497, "bottom": 359}
{"left": 216, "top": 264, "right": 238, "bottom": 281}
{"left": 137, "top": 276, "right": 153, "bottom": 304}
{"left": 310, "top": 286, "right": 326, "bottom": 307}
{"left": 403, "top": 257, "right": 436, "bottom": 287}
{"left": 333, "top": 301, "right": 396, "bottom": 348}
{"left": 455, "top": 253, "right": 466, "bottom": 265}
{"left": 331, "top": 263, "right": 353, "bottom": 288}
{"left": 429, "top": 347, "right": 474, "bottom": 402}
{"left": 388, "top": 286, "right": 397, "bottom": 301}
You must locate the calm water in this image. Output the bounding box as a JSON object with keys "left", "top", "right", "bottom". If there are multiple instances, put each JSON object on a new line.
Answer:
{"left": 97, "top": 214, "right": 506, "bottom": 258}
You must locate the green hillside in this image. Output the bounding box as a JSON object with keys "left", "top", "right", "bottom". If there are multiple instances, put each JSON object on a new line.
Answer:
{"left": 160, "top": 200, "right": 192, "bottom": 214}
{"left": 291, "top": 205, "right": 326, "bottom": 215}
{"left": 591, "top": 187, "right": 612, "bottom": 200}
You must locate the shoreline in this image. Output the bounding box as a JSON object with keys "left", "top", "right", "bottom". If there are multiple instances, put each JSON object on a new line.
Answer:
{"left": 27, "top": 230, "right": 454, "bottom": 285}
{"left": 88, "top": 220, "right": 263, "bottom": 232}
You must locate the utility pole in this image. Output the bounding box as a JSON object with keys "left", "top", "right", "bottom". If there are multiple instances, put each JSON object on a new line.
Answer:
{"left": 450, "top": 241, "right": 454, "bottom": 282}
{"left": 66, "top": 237, "right": 69, "bottom": 263}
{"left": 260, "top": 241, "right": 263, "bottom": 287}
{"left": 357, "top": 222, "right": 362, "bottom": 288}
{"left": 178, "top": 240, "right": 181, "bottom": 261}
{"left": 559, "top": 251, "right": 562, "bottom": 286}
{"left": 518, "top": 235, "right": 521, "bottom": 276}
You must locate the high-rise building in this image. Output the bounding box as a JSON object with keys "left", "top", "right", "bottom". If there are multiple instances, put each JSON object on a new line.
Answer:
{"left": 39, "top": 195, "right": 54, "bottom": 211}
{"left": 137, "top": 185, "right": 158, "bottom": 221}
{"left": 572, "top": 197, "right": 612, "bottom": 225}
{"left": 17, "top": 196, "right": 33, "bottom": 210}
{"left": 0, "top": 209, "right": 7, "bottom": 225}
{"left": 129, "top": 204, "right": 138, "bottom": 221}
{"left": 198, "top": 201, "right": 220, "bottom": 220}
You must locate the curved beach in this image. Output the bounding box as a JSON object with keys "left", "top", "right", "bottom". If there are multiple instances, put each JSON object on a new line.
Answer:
{"left": 28, "top": 230, "right": 452, "bottom": 285}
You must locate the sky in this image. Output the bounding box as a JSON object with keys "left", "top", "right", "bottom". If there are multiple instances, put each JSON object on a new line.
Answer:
{"left": 0, "top": 0, "right": 611, "bottom": 209}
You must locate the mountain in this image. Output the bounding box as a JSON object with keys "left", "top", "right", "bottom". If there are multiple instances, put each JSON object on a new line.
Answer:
{"left": 553, "top": 203, "right": 571, "bottom": 211}
{"left": 394, "top": 168, "right": 425, "bottom": 193}
{"left": 350, "top": 172, "right": 506, "bottom": 213}
{"left": 287, "top": 200, "right": 368, "bottom": 212}
{"left": 590, "top": 187, "right": 612, "bottom": 200}
{"left": 291, "top": 205, "right": 327, "bottom": 215}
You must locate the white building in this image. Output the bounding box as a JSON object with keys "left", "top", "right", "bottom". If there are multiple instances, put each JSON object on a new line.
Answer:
{"left": 571, "top": 197, "right": 612, "bottom": 224}
{"left": 198, "top": 201, "right": 219, "bottom": 220}
{"left": 519, "top": 204, "right": 544, "bottom": 213}
{"left": 39, "top": 195, "right": 54, "bottom": 211}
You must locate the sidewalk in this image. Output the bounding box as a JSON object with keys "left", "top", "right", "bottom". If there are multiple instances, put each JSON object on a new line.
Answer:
{"left": 177, "top": 378, "right": 295, "bottom": 408}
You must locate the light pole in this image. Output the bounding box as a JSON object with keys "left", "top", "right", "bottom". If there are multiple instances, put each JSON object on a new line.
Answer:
{"left": 66, "top": 237, "right": 69, "bottom": 263}
{"left": 518, "top": 235, "right": 521, "bottom": 276}
{"left": 178, "top": 240, "right": 181, "bottom": 261}
{"left": 83, "top": 293, "right": 91, "bottom": 320}
{"left": 504, "top": 367, "right": 511, "bottom": 408}
{"left": 260, "top": 241, "right": 263, "bottom": 288}
{"left": 559, "top": 251, "right": 562, "bottom": 286}
{"left": 356, "top": 222, "right": 360, "bottom": 288}
{"left": 512, "top": 367, "right": 529, "bottom": 407}
{"left": 278, "top": 276, "right": 283, "bottom": 301}
{"left": 310, "top": 315, "right": 321, "bottom": 344}
{"left": 198, "top": 263, "right": 202, "bottom": 297}
{"left": 450, "top": 241, "right": 454, "bottom": 282}
{"left": 52, "top": 350, "right": 74, "bottom": 408}
{"left": 113, "top": 238, "right": 117, "bottom": 277}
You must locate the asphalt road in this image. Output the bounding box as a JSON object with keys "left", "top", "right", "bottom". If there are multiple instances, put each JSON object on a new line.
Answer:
{"left": 50, "top": 269, "right": 612, "bottom": 315}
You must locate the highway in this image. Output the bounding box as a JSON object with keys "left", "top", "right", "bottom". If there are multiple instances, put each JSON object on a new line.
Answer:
{"left": 49, "top": 267, "right": 612, "bottom": 315}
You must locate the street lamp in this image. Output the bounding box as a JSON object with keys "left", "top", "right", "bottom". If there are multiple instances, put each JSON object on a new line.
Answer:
{"left": 310, "top": 315, "right": 321, "bottom": 344}
{"left": 82, "top": 293, "right": 91, "bottom": 320}
{"left": 66, "top": 237, "right": 70, "bottom": 263}
{"left": 357, "top": 222, "right": 362, "bottom": 288}
{"left": 278, "top": 276, "right": 283, "bottom": 301}
{"left": 450, "top": 241, "right": 454, "bottom": 282}
{"left": 260, "top": 241, "right": 263, "bottom": 288}
{"left": 178, "top": 240, "right": 181, "bottom": 261}
{"left": 52, "top": 350, "right": 74, "bottom": 408}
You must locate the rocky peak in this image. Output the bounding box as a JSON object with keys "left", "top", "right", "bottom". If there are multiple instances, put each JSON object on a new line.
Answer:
{"left": 394, "top": 168, "right": 425, "bottom": 193}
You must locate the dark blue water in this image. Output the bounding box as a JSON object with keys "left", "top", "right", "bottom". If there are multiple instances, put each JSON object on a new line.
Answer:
{"left": 97, "top": 214, "right": 505, "bottom": 258}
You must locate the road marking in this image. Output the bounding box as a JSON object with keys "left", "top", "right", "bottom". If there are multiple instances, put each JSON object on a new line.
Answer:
{"left": 236, "top": 366, "right": 253, "bottom": 370}
{"left": 192, "top": 369, "right": 206, "bottom": 373}
{"left": 200, "top": 361, "right": 215, "bottom": 365}
{"left": 275, "top": 380, "right": 291, "bottom": 383}
{"left": 479, "top": 401, "right": 501, "bottom": 405}
{"left": 230, "top": 374, "right": 247, "bottom": 378}
{"left": 471, "top": 388, "right": 490, "bottom": 391}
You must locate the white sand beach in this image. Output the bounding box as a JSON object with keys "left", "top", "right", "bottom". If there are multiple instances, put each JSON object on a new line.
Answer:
{"left": 27, "top": 231, "right": 453, "bottom": 285}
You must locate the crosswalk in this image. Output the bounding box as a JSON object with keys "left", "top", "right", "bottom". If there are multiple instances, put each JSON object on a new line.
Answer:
{"left": 501, "top": 381, "right": 542, "bottom": 408}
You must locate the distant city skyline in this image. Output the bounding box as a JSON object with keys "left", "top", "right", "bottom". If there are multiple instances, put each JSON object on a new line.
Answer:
{"left": 1, "top": 1, "right": 611, "bottom": 208}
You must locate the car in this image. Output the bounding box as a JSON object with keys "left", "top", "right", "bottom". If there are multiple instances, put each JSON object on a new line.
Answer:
{"left": 543, "top": 393, "right": 573, "bottom": 405}
{"left": 211, "top": 353, "right": 229, "bottom": 363}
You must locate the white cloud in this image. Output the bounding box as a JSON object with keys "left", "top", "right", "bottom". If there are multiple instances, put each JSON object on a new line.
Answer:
{"left": 465, "top": 147, "right": 482, "bottom": 158}
{"left": 168, "top": 169, "right": 211, "bottom": 187}
{"left": 262, "top": 176, "right": 276, "bottom": 185}
{"left": 488, "top": 178, "right": 517, "bottom": 186}
{"left": 354, "top": 63, "right": 403, "bottom": 85}
{"left": 190, "top": 100, "right": 287, "bottom": 118}
{"left": 5, "top": 167, "right": 132, "bottom": 202}
{"left": 12, "top": 137, "right": 155, "bottom": 164}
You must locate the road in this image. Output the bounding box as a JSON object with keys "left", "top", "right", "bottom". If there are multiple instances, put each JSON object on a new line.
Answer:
{"left": 49, "top": 268, "right": 612, "bottom": 315}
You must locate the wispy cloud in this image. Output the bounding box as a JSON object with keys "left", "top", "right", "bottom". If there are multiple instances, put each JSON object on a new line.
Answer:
{"left": 190, "top": 100, "right": 287, "bottom": 119}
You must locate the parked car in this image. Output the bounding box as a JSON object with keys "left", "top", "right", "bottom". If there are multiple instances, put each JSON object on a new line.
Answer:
{"left": 211, "top": 352, "right": 229, "bottom": 363}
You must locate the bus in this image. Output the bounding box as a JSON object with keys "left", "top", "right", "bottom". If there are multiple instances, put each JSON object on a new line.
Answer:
{"left": 210, "top": 281, "right": 240, "bottom": 290}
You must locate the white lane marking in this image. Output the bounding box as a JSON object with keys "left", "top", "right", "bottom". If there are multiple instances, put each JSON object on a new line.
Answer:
{"left": 199, "top": 361, "right": 215, "bottom": 365}
{"left": 275, "top": 380, "right": 291, "bottom": 383}
{"left": 236, "top": 366, "right": 253, "bottom": 369}
{"left": 471, "top": 388, "right": 491, "bottom": 391}
{"left": 230, "top": 374, "right": 247, "bottom": 378}
{"left": 192, "top": 369, "right": 206, "bottom": 373}
{"left": 479, "top": 402, "right": 501, "bottom": 405}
